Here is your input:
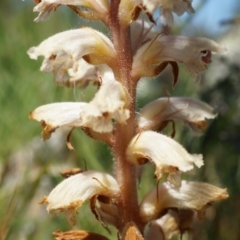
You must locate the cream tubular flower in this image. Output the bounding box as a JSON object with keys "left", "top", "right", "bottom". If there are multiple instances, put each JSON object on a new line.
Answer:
{"left": 80, "top": 80, "right": 130, "bottom": 133}
{"left": 139, "top": 181, "right": 229, "bottom": 222}
{"left": 40, "top": 170, "right": 120, "bottom": 224}
{"left": 33, "top": 0, "right": 110, "bottom": 22}
{"left": 29, "top": 102, "right": 87, "bottom": 140}
{"left": 126, "top": 131, "right": 203, "bottom": 181}
{"left": 142, "top": 0, "right": 194, "bottom": 27}
{"left": 27, "top": 28, "right": 116, "bottom": 84}
{"left": 138, "top": 97, "right": 217, "bottom": 132}
{"left": 132, "top": 35, "right": 226, "bottom": 79}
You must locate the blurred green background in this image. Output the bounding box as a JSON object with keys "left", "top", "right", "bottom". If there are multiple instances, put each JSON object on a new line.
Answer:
{"left": 0, "top": 0, "right": 240, "bottom": 239}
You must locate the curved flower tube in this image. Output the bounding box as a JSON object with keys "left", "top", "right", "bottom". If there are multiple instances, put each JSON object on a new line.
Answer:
{"left": 132, "top": 35, "right": 226, "bottom": 79}
{"left": 40, "top": 170, "right": 120, "bottom": 224}
{"left": 140, "top": 181, "right": 228, "bottom": 222}
{"left": 126, "top": 131, "right": 203, "bottom": 182}
{"left": 137, "top": 97, "right": 217, "bottom": 132}
{"left": 33, "top": 0, "right": 110, "bottom": 22}
{"left": 27, "top": 27, "right": 116, "bottom": 84}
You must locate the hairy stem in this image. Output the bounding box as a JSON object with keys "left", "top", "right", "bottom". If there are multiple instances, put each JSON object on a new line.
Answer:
{"left": 109, "top": 0, "right": 141, "bottom": 232}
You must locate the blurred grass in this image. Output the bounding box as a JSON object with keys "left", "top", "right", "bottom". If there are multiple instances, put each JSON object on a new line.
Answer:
{"left": 0, "top": 1, "right": 240, "bottom": 240}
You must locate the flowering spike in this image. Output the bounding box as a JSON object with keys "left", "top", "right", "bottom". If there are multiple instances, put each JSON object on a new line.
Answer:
{"left": 27, "top": 0, "right": 230, "bottom": 238}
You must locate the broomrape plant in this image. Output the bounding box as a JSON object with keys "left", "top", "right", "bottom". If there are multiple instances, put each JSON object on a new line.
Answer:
{"left": 28, "top": 0, "right": 229, "bottom": 239}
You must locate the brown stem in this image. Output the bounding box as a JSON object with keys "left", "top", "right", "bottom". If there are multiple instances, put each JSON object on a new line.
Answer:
{"left": 109, "top": 0, "right": 141, "bottom": 232}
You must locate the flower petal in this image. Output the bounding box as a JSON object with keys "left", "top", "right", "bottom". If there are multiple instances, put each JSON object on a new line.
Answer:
{"left": 126, "top": 131, "right": 203, "bottom": 180}
{"left": 29, "top": 102, "right": 86, "bottom": 140}
{"left": 138, "top": 97, "right": 217, "bottom": 131}
{"left": 80, "top": 80, "right": 130, "bottom": 133}
{"left": 27, "top": 28, "right": 115, "bottom": 84}
{"left": 67, "top": 61, "right": 112, "bottom": 88}
{"left": 40, "top": 170, "right": 120, "bottom": 224}
{"left": 62, "top": 59, "right": 98, "bottom": 87}
{"left": 33, "top": 0, "right": 110, "bottom": 22}
{"left": 132, "top": 35, "right": 226, "bottom": 79}
{"left": 140, "top": 181, "right": 228, "bottom": 222}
